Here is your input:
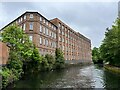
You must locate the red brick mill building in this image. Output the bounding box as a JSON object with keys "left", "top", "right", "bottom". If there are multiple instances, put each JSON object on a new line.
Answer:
{"left": 0, "top": 11, "right": 92, "bottom": 64}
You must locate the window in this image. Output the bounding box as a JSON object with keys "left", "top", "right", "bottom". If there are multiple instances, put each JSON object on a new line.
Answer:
{"left": 46, "top": 28, "right": 48, "bottom": 35}
{"left": 51, "top": 42, "right": 52, "bottom": 47}
{"left": 19, "top": 19, "right": 20, "bottom": 23}
{"left": 40, "top": 25, "right": 42, "bottom": 32}
{"left": 51, "top": 25, "right": 53, "bottom": 29}
{"left": 40, "top": 16, "right": 42, "bottom": 21}
{"left": 40, "top": 37, "right": 42, "bottom": 44}
{"left": 51, "top": 32, "right": 52, "bottom": 37}
{"left": 52, "top": 33, "right": 54, "bottom": 38}
{"left": 43, "top": 38, "right": 45, "bottom": 45}
{"left": 62, "top": 26, "right": 64, "bottom": 30}
{"left": 46, "top": 39, "right": 48, "bottom": 46}
{"left": 67, "top": 40, "right": 68, "bottom": 43}
{"left": 43, "top": 19, "right": 45, "bottom": 23}
{"left": 55, "top": 34, "right": 56, "bottom": 39}
{"left": 54, "top": 33, "right": 56, "bottom": 39}
{"left": 52, "top": 42, "right": 54, "bottom": 47}
{"left": 62, "top": 31, "right": 64, "bottom": 35}
{"left": 59, "top": 37, "right": 61, "bottom": 41}
{"left": 54, "top": 27, "right": 56, "bottom": 30}
{"left": 58, "top": 23, "right": 61, "bottom": 27}
{"left": 30, "top": 14, "right": 33, "bottom": 18}
{"left": 43, "top": 27, "right": 46, "bottom": 34}
{"left": 49, "top": 31, "right": 51, "bottom": 36}
{"left": 29, "top": 22, "right": 33, "bottom": 30}
{"left": 23, "top": 24, "right": 26, "bottom": 31}
{"left": 46, "top": 21, "right": 48, "bottom": 25}
{"left": 63, "top": 38, "right": 65, "bottom": 42}
{"left": 21, "top": 18, "right": 23, "bottom": 22}
{"left": 63, "top": 46, "right": 64, "bottom": 50}
{"left": 24, "top": 15, "right": 26, "bottom": 20}
{"left": 53, "top": 42, "right": 56, "bottom": 48}
{"left": 29, "top": 36, "right": 33, "bottom": 41}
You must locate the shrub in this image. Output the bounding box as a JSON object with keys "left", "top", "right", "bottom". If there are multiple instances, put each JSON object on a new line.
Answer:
{"left": 55, "top": 48, "right": 65, "bottom": 69}
{"left": 0, "top": 67, "right": 14, "bottom": 88}
{"left": 40, "top": 56, "right": 49, "bottom": 71}
{"left": 45, "top": 54, "right": 55, "bottom": 70}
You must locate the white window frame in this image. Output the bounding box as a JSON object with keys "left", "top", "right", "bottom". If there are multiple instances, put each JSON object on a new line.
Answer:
{"left": 21, "top": 18, "right": 23, "bottom": 22}
{"left": 40, "top": 16, "right": 42, "bottom": 21}
{"left": 29, "top": 22, "right": 33, "bottom": 30}
{"left": 30, "top": 14, "right": 33, "bottom": 18}
{"left": 58, "top": 23, "right": 61, "bottom": 27}
{"left": 24, "top": 15, "right": 26, "bottom": 20}
{"left": 46, "top": 21, "right": 48, "bottom": 25}
{"left": 46, "top": 28, "right": 48, "bottom": 35}
{"left": 23, "top": 24, "right": 26, "bottom": 31}
{"left": 43, "top": 19, "right": 45, "bottom": 23}
{"left": 40, "top": 25, "right": 42, "bottom": 32}
{"left": 29, "top": 36, "right": 33, "bottom": 41}
{"left": 44, "top": 27, "right": 46, "bottom": 34}
{"left": 40, "top": 37, "right": 42, "bottom": 44}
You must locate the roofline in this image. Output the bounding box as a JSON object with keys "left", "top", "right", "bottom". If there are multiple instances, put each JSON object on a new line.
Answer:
{"left": 1, "top": 11, "right": 58, "bottom": 31}
{"left": 50, "top": 18, "right": 91, "bottom": 42}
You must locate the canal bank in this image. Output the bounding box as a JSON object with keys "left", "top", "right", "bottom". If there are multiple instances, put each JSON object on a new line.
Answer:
{"left": 104, "top": 64, "right": 120, "bottom": 74}
{"left": 6, "top": 64, "right": 120, "bottom": 89}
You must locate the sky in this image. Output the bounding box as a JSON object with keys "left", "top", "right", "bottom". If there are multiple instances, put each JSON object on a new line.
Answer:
{"left": 0, "top": 0, "right": 119, "bottom": 48}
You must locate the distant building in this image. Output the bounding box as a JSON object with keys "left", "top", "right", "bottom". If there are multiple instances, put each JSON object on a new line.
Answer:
{"left": 0, "top": 11, "right": 92, "bottom": 63}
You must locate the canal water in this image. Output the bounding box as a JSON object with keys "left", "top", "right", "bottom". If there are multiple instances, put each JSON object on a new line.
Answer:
{"left": 8, "top": 64, "right": 120, "bottom": 89}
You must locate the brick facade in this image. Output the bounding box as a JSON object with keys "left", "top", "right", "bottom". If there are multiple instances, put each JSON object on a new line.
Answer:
{"left": 0, "top": 42, "right": 9, "bottom": 65}
{"left": 1, "top": 11, "right": 92, "bottom": 63}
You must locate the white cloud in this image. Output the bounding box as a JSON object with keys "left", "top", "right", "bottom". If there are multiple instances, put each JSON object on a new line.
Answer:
{"left": 0, "top": 2, "right": 118, "bottom": 48}
{"left": 0, "top": 0, "right": 120, "bottom": 2}
{"left": 0, "top": 3, "right": 8, "bottom": 29}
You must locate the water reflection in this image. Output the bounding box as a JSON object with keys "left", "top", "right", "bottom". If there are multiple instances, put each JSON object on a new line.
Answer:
{"left": 8, "top": 64, "right": 120, "bottom": 89}
{"left": 103, "top": 69, "right": 120, "bottom": 88}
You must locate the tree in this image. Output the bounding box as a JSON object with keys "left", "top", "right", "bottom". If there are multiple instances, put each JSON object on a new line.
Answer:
{"left": 0, "top": 24, "right": 43, "bottom": 88}
{"left": 26, "top": 45, "right": 42, "bottom": 72}
{"left": 92, "top": 47, "right": 103, "bottom": 64}
{"left": 1, "top": 24, "right": 33, "bottom": 62}
{"left": 100, "top": 18, "right": 120, "bottom": 66}
{"left": 55, "top": 48, "right": 65, "bottom": 69}
{"left": 45, "top": 54, "right": 55, "bottom": 70}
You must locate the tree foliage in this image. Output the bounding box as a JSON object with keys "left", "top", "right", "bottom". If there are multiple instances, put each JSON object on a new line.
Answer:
{"left": 0, "top": 25, "right": 65, "bottom": 88}
{"left": 92, "top": 47, "right": 103, "bottom": 64}
{"left": 45, "top": 54, "right": 55, "bottom": 70}
{"left": 55, "top": 48, "right": 65, "bottom": 69}
{"left": 100, "top": 18, "right": 120, "bottom": 66}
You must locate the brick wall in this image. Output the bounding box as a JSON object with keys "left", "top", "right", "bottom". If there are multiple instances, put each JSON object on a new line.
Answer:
{"left": 0, "top": 42, "right": 9, "bottom": 65}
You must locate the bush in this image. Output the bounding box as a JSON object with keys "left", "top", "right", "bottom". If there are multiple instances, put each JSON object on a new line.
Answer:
{"left": 26, "top": 46, "right": 42, "bottom": 72}
{"left": 55, "top": 48, "right": 65, "bottom": 69}
{"left": 0, "top": 67, "right": 14, "bottom": 88}
{"left": 45, "top": 54, "right": 55, "bottom": 70}
{"left": 40, "top": 56, "right": 49, "bottom": 71}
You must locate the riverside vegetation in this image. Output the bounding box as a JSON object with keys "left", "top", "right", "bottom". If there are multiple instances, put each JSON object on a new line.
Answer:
{"left": 92, "top": 18, "right": 120, "bottom": 72}
{"left": 0, "top": 25, "right": 65, "bottom": 88}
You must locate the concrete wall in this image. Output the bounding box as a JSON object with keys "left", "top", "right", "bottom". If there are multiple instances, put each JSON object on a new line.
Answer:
{"left": 0, "top": 42, "right": 9, "bottom": 65}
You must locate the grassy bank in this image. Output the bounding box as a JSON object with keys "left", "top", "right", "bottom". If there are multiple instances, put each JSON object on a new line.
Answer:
{"left": 104, "top": 64, "right": 120, "bottom": 74}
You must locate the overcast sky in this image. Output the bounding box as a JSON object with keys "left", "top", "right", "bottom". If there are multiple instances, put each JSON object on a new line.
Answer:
{"left": 0, "top": 1, "right": 119, "bottom": 48}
